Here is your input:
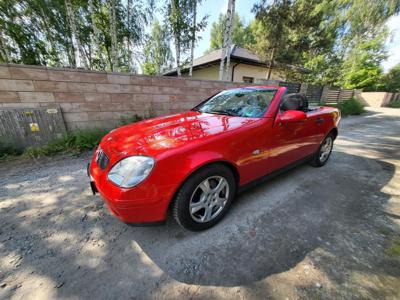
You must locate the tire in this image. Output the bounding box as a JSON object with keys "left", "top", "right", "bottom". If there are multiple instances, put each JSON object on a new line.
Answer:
{"left": 172, "top": 164, "right": 236, "bottom": 231}
{"left": 311, "top": 133, "right": 334, "bottom": 167}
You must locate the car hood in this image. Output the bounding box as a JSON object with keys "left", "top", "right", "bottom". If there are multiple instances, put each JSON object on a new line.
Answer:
{"left": 101, "top": 111, "right": 259, "bottom": 157}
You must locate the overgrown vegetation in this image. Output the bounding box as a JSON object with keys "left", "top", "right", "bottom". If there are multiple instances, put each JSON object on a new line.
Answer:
{"left": 388, "top": 100, "right": 400, "bottom": 108}
{"left": 337, "top": 98, "right": 365, "bottom": 116}
{"left": 119, "top": 112, "right": 156, "bottom": 126}
{"left": 387, "top": 239, "right": 400, "bottom": 257}
{"left": 1, "top": 113, "right": 154, "bottom": 160}
{"left": 23, "top": 129, "right": 108, "bottom": 159}
{"left": 0, "top": 138, "right": 24, "bottom": 159}
{"left": 323, "top": 97, "right": 365, "bottom": 116}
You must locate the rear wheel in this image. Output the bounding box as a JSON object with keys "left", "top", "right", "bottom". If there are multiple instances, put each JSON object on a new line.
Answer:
{"left": 311, "top": 133, "right": 334, "bottom": 167}
{"left": 172, "top": 164, "right": 236, "bottom": 231}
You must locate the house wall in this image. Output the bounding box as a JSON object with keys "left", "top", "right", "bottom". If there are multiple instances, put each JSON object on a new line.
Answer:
{"left": 232, "top": 64, "right": 285, "bottom": 82}
{"left": 187, "top": 63, "right": 286, "bottom": 82}
{"left": 190, "top": 65, "right": 220, "bottom": 81}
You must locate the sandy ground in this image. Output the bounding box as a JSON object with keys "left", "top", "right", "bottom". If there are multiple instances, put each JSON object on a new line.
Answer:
{"left": 0, "top": 107, "right": 400, "bottom": 300}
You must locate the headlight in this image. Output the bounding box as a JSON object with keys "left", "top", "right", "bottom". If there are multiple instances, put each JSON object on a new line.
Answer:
{"left": 107, "top": 156, "right": 155, "bottom": 188}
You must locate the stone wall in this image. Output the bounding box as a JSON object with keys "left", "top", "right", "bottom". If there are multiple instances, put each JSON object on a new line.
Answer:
{"left": 0, "top": 64, "right": 248, "bottom": 130}
{"left": 356, "top": 92, "right": 400, "bottom": 107}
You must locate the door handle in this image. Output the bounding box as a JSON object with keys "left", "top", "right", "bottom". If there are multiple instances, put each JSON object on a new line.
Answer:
{"left": 316, "top": 118, "right": 324, "bottom": 124}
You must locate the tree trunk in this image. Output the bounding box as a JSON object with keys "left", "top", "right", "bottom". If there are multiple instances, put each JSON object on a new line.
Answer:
{"left": 109, "top": 0, "right": 118, "bottom": 71}
{"left": 0, "top": 34, "right": 10, "bottom": 62}
{"left": 219, "top": 0, "right": 233, "bottom": 80}
{"left": 88, "top": 0, "right": 102, "bottom": 66}
{"left": 127, "top": 0, "right": 134, "bottom": 72}
{"left": 224, "top": 0, "right": 235, "bottom": 81}
{"left": 172, "top": 0, "right": 181, "bottom": 76}
{"left": 267, "top": 46, "right": 275, "bottom": 80}
{"left": 189, "top": 0, "right": 197, "bottom": 77}
{"left": 65, "top": 0, "right": 88, "bottom": 69}
{"left": 175, "top": 34, "right": 181, "bottom": 76}
{"left": 40, "top": 7, "right": 60, "bottom": 66}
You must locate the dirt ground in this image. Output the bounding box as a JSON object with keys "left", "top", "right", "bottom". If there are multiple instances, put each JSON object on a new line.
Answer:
{"left": 1, "top": 107, "right": 400, "bottom": 300}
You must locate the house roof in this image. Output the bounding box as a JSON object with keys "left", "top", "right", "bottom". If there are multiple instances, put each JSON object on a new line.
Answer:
{"left": 163, "top": 45, "right": 311, "bottom": 76}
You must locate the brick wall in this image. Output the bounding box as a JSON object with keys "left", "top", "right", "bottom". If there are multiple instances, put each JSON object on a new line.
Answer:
{"left": 0, "top": 64, "right": 248, "bottom": 130}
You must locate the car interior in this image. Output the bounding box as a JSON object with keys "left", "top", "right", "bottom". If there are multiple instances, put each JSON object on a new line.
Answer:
{"left": 280, "top": 93, "right": 318, "bottom": 113}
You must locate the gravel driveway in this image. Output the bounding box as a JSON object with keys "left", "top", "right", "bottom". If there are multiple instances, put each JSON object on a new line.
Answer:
{"left": 1, "top": 107, "right": 400, "bottom": 300}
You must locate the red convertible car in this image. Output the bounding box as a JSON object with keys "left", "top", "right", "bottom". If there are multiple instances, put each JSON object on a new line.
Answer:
{"left": 88, "top": 86, "right": 340, "bottom": 230}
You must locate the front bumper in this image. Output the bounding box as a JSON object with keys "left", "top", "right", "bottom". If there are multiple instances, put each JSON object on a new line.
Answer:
{"left": 87, "top": 162, "right": 174, "bottom": 224}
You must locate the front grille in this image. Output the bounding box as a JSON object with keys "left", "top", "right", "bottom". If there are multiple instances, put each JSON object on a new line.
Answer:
{"left": 96, "top": 148, "right": 109, "bottom": 170}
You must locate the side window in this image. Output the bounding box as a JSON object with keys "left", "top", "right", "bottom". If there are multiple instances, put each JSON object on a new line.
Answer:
{"left": 280, "top": 94, "right": 308, "bottom": 112}
{"left": 242, "top": 76, "right": 254, "bottom": 83}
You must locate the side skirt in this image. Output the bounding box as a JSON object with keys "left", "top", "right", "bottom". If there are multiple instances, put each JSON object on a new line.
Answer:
{"left": 238, "top": 154, "right": 314, "bottom": 194}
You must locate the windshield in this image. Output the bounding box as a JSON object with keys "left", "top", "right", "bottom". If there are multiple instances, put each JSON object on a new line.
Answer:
{"left": 193, "top": 88, "right": 277, "bottom": 118}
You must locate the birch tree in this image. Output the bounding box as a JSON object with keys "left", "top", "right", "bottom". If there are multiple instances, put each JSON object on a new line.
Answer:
{"left": 189, "top": 0, "right": 197, "bottom": 77}
{"left": 224, "top": 0, "right": 235, "bottom": 80}
{"left": 219, "top": 0, "right": 235, "bottom": 81}
{"left": 65, "top": 0, "right": 88, "bottom": 68}
{"left": 109, "top": 0, "right": 118, "bottom": 71}
{"left": 166, "top": 0, "right": 188, "bottom": 76}
{"left": 88, "top": 0, "right": 103, "bottom": 67}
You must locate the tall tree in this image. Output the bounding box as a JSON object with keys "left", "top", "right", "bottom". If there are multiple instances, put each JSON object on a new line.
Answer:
{"left": 65, "top": 0, "right": 88, "bottom": 68}
{"left": 165, "top": 0, "right": 191, "bottom": 77}
{"left": 109, "top": 0, "right": 118, "bottom": 71}
{"left": 219, "top": 0, "right": 235, "bottom": 81}
{"left": 207, "top": 12, "right": 255, "bottom": 52}
{"left": 189, "top": 0, "right": 197, "bottom": 77}
{"left": 141, "top": 20, "right": 173, "bottom": 75}
{"left": 384, "top": 63, "right": 400, "bottom": 92}
{"left": 252, "top": 0, "right": 292, "bottom": 80}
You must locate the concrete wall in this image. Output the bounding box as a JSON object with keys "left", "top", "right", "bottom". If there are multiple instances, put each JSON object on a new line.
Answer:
{"left": 0, "top": 64, "right": 252, "bottom": 130}
{"left": 356, "top": 92, "right": 398, "bottom": 107}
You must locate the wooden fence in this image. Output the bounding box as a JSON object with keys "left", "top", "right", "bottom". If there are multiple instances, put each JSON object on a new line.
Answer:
{"left": 258, "top": 79, "right": 357, "bottom": 105}
{"left": 0, "top": 107, "right": 66, "bottom": 148}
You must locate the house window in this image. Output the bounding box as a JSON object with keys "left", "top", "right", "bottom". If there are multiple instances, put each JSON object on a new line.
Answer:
{"left": 242, "top": 76, "right": 254, "bottom": 83}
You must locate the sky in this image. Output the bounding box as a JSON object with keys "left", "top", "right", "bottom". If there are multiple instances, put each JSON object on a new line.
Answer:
{"left": 159, "top": 0, "right": 400, "bottom": 72}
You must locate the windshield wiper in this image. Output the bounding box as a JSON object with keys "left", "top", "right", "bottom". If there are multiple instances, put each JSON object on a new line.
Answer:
{"left": 208, "top": 110, "right": 238, "bottom": 116}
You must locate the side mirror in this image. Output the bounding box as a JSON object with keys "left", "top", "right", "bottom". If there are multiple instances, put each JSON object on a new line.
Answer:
{"left": 280, "top": 110, "right": 307, "bottom": 123}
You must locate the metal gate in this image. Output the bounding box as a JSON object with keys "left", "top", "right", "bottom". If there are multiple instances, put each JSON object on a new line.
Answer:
{"left": 0, "top": 106, "right": 67, "bottom": 148}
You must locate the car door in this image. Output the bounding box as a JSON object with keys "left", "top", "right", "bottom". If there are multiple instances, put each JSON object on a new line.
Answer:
{"left": 266, "top": 94, "right": 317, "bottom": 172}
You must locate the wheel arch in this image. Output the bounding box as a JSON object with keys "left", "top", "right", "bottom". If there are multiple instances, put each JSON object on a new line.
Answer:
{"left": 167, "top": 159, "right": 240, "bottom": 210}
{"left": 328, "top": 127, "right": 338, "bottom": 140}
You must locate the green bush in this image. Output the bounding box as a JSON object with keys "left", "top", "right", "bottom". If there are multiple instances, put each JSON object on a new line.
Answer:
{"left": 23, "top": 129, "right": 107, "bottom": 158}
{"left": 322, "top": 97, "right": 364, "bottom": 116}
{"left": 0, "top": 138, "right": 23, "bottom": 159}
{"left": 338, "top": 97, "right": 365, "bottom": 116}
{"left": 388, "top": 101, "right": 400, "bottom": 108}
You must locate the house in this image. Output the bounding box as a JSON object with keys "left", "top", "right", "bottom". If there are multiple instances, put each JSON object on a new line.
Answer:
{"left": 163, "top": 45, "right": 310, "bottom": 83}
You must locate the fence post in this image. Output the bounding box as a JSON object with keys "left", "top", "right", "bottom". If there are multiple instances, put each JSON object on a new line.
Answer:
{"left": 320, "top": 85, "right": 330, "bottom": 104}
{"left": 300, "top": 83, "right": 308, "bottom": 95}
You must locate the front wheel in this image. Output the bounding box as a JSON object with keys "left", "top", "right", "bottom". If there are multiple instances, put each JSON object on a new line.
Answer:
{"left": 172, "top": 164, "right": 236, "bottom": 231}
{"left": 311, "top": 133, "right": 334, "bottom": 167}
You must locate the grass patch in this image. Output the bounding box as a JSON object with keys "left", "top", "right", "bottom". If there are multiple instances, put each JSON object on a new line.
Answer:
{"left": 23, "top": 129, "right": 107, "bottom": 159}
{"left": 119, "top": 111, "right": 156, "bottom": 126}
{"left": 322, "top": 97, "right": 365, "bottom": 116}
{"left": 120, "top": 114, "right": 145, "bottom": 126}
{"left": 387, "top": 239, "right": 400, "bottom": 257}
{"left": 388, "top": 101, "right": 400, "bottom": 108}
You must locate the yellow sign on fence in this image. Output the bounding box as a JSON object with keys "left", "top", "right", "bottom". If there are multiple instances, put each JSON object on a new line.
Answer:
{"left": 29, "top": 123, "right": 40, "bottom": 132}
